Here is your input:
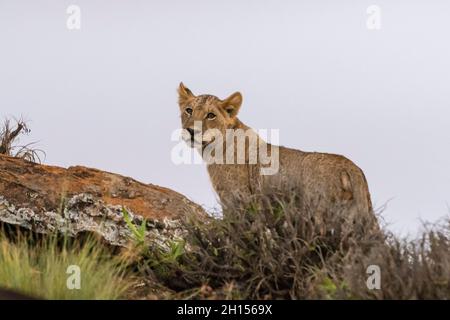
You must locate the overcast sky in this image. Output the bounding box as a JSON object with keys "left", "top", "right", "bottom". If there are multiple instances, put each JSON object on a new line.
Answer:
{"left": 1, "top": 0, "right": 449, "bottom": 235}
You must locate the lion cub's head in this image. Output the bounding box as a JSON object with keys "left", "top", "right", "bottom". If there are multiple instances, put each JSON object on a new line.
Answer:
{"left": 177, "top": 82, "right": 242, "bottom": 148}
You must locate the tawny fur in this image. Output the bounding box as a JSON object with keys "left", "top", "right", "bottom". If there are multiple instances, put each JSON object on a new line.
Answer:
{"left": 177, "top": 83, "right": 378, "bottom": 229}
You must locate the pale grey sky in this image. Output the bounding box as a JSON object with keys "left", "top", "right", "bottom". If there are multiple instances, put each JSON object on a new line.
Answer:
{"left": 1, "top": 0, "right": 449, "bottom": 235}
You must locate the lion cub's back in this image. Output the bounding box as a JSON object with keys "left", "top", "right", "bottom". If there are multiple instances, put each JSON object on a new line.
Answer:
{"left": 275, "top": 146, "right": 372, "bottom": 213}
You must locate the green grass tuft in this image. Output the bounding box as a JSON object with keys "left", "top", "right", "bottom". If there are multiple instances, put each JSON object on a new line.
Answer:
{"left": 0, "top": 232, "right": 131, "bottom": 300}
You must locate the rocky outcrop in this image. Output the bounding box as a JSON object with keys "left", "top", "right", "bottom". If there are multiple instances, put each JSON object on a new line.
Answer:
{"left": 0, "top": 154, "right": 206, "bottom": 247}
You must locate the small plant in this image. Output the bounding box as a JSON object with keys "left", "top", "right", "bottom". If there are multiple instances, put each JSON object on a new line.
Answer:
{"left": 145, "top": 240, "right": 186, "bottom": 281}
{"left": 122, "top": 208, "right": 147, "bottom": 246}
{"left": 121, "top": 207, "right": 187, "bottom": 287}
{"left": 319, "top": 277, "right": 338, "bottom": 299}
{"left": 0, "top": 117, "right": 45, "bottom": 163}
{"left": 152, "top": 239, "right": 185, "bottom": 267}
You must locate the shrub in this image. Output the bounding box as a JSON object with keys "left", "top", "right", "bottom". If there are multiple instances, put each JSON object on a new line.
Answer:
{"left": 141, "top": 185, "right": 450, "bottom": 300}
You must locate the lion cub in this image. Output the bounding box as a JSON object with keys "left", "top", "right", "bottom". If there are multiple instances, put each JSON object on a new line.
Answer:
{"left": 177, "top": 82, "right": 378, "bottom": 229}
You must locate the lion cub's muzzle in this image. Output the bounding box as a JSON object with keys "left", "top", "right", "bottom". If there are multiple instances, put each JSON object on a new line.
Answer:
{"left": 182, "top": 127, "right": 218, "bottom": 149}
{"left": 182, "top": 127, "right": 204, "bottom": 148}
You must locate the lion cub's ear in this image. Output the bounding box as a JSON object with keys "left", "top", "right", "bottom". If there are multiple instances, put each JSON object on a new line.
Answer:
{"left": 178, "top": 82, "right": 195, "bottom": 105}
{"left": 221, "top": 92, "right": 242, "bottom": 118}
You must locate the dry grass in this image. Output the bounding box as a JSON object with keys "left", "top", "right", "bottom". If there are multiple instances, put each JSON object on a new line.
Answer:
{"left": 0, "top": 117, "right": 45, "bottom": 163}
{"left": 139, "top": 184, "right": 450, "bottom": 300}
{"left": 1, "top": 186, "right": 448, "bottom": 300}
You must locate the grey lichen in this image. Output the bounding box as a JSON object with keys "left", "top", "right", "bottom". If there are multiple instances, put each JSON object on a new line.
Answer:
{"left": 0, "top": 193, "right": 186, "bottom": 248}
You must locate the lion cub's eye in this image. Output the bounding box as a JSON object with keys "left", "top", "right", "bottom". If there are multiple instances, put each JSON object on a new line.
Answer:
{"left": 206, "top": 112, "right": 216, "bottom": 120}
{"left": 185, "top": 107, "right": 193, "bottom": 116}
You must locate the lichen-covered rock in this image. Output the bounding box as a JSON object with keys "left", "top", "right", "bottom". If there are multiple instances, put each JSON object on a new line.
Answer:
{"left": 0, "top": 154, "right": 206, "bottom": 247}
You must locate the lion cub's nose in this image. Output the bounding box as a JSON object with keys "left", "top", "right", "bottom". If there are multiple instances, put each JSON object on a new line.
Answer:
{"left": 186, "top": 128, "right": 195, "bottom": 139}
